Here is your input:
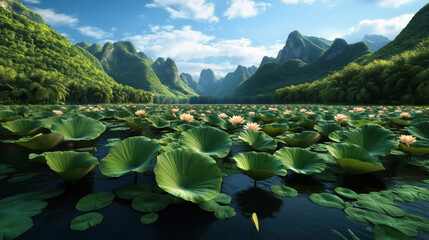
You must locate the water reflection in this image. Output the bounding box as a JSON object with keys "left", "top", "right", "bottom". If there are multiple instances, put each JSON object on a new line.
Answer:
{"left": 284, "top": 174, "right": 326, "bottom": 194}
{"left": 236, "top": 187, "right": 282, "bottom": 219}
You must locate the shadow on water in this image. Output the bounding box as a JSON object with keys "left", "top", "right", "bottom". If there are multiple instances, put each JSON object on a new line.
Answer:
{"left": 235, "top": 187, "right": 282, "bottom": 219}
{"left": 283, "top": 174, "right": 326, "bottom": 194}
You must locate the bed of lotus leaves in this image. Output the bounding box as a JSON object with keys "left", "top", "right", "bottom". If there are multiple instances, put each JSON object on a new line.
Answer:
{"left": 0, "top": 104, "right": 429, "bottom": 239}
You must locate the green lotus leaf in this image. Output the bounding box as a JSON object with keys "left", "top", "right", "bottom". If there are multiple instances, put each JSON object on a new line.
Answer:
{"left": 356, "top": 194, "right": 406, "bottom": 217}
{"left": 238, "top": 129, "right": 277, "bottom": 152}
{"left": 329, "top": 130, "right": 343, "bottom": 143}
{"left": 82, "top": 111, "right": 104, "bottom": 120}
{"left": 406, "top": 121, "right": 429, "bottom": 140}
{"left": 0, "top": 197, "right": 47, "bottom": 218}
{"left": 341, "top": 124, "right": 397, "bottom": 156}
{"left": 1, "top": 119, "right": 42, "bottom": 136}
{"left": 116, "top": 184, "right": 152, "bottom": 200}
{"left": 100, "top": 136, "right": 161, "bottom": 178}
{"left": 214, "top": 193, "right": 232, "bottom": 204}
{"left": 0, "top": 110, "right": 21, "bottom": 122}
{"left": 274, "top": 147, "right": 326, "bottom": 175}
{"left": 154, "top": 148, "right": 222, "bottom": 203}
{"left": 402, "top": 213, "right": 429, "bottom": 232}
{"left": 214, "top": 206, "right": 236, "bottom": 220}
{"left": 114, "top": 110, "right": 133, "bottom": 119}
{"left": 335, "top": 187, "right": 358, "bottom": 199}
{"left": 373, "top": 224, "right": 410, "bottom": 240}
{"left": 147, "top": 116, "right": 170, "bottom": 129}
{"left": 173, "top": 123, "right": 199, "bottom": 132}
{"left": 132, "top": 193, "right": 170, "bottom": 212}
{"left": 262, "top": 124, "right": 288, "bottom": 137}
{"left": 0, "top": 164, "right": 15, "bottom": 175}
{"left": 233, "top": 152, "right": 287, "bottom": 181}
{"left": 398, "top": 143, "right": 429, "bottom": 156}
{"left": 344, "top": 207, "right": 369, "bottom": 224}
{"left": 179, "top": 126, "right": 232, "bottom": 158}
{"left": 309, "top": 193, "right": 345, "bottom": 209}
{"left": 70, "top": 212, "right": 103, "bottom": 231}
{"left": 29, "top": 152, "right": 49, "bottom": 163}
{"left": 0, "top": 216, "right": 33, "bottom": 240}
{"left": 298, "top": 119, "right": 317, "bottom": 129}
{"left": 326, "top": 143, "right": 385, "bottom": 174}
{"left": 389, "top": 118, "right": 412, "bottom": 127}
{"left": 258, "top": 113, "right": 278, "bottom": 123}
{"left": 15, "top": 133, "right": 64, "bottom": 151}
{"left": 124, "top": 117, "right": 150, "bottom": 131}
{"left": 283, "top": 131, "right": 321, "bottom": 148}
{"left": 8, "top": 172, "right": 38, "bottom": 183}
{"left": 140, "top": 212, "right": 158, "bottom": 224}
{"left": 364, "top": 211, "right": 418, "bottom": 237}
{"left": 314, "top": 123, "right": 342, "bottom": 138}
{"left": 76, "top": 191, "right": 115, "bottom": 212}
{"left": 201, "top": 115, "right": 225, "bottom": 126}
{"left": 270, "top": 185, "right": 298, "bottom": 198}
{"left": 50, "top": 115, "right": 106, "bottom": 141}
{"left": 29, "top": 188, "right": 65, "bottom": 201}
{"left": 45, "top": 151, "right": 98, "bottom": 181}
{"left": 198, "top": 200, "right": 220, "bottom": 212}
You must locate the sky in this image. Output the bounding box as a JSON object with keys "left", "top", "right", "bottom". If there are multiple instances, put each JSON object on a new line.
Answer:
{"left": 21, "top": 0, "right": 428, "bottom": 80}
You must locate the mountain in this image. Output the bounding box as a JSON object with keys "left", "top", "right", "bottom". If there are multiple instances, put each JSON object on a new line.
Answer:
{"left": 278, "top": 31, "right": 333, "bottom": 64}
{"left": 232, "top": 38, "right": 371, "bottom": 97}
{"left": 366, "top": 3, "right": 429, "bottom": 62}
{"left": 0, "top": 5, "right": 152, "bottom": 104}
{"left": 0, "top": 0, "right": 44, "bottom": 24}
{"left": 151, "top": 57, "right": 196, "bottom": 95}
{"left": 362, "top": 35, "right": 390, "bottom": 52}
{"left": 198, "top": 69, "right": 218, "bottom": 95}
{"left": 138, "top": 52, "right": 153, "bottom": 64}
{"left": 214, "top": 65, "right": 257, "bottom": 97}
{"left": 260, "top": 56, "right": 278, "bottom": 67}
{"left": 180, "top": 73, "right": 201, "bottom": 93}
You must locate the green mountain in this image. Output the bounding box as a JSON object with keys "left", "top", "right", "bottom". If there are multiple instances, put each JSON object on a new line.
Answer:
{"left": 362, "top": 35, "right": 390, "bottom": 52}
{"left": 75, "top": 45, "right": 104, "bottom": 71}
{"left": 0, "top": 0, "right": 44, "bottom": 24}
{"left": 215, "top": 65, "right": 257, "bottom": 97}
{"left": 180, "top": 73, "right": 200, "bottom": 93}
{"left": 260, "top": 56, "right": 278, "bottom": 67}
{"left": 278, "top": 31, "right": 333, "bottom": 63}
{"left": 152, "top": 57, "right": 197, "bottom": 96}
{"left": 198, "top": 69, "right": 218, "bottom": 95}
{"left": 232, "top": 38, "right": 371, "bottom": 97}
{"left": 138, "top": 52, "right": 153, "bottom": 64}
{"left": 0, "top": 6, "right": 152, "bottom": 104}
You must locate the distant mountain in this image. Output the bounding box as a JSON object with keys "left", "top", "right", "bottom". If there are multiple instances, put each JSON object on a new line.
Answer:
{"left": 232, "top": 38, "right": 371, "bottom": 97}
{"left": 180, "top": 73, "right": 201, "bottom": 93}
{"left": 278, "top": 31, "right": 333, "bottom": 64}
{"left": 260, "top": 56, "right": 278, "bottom": 67}
{"left": 362, "top": 35, "right": 390, "bottom": 52}
{"left": 215, "top": 65, "right": 257, "bottom": 97}
{"left": 152, "top": 57, "right": 196, "bottom": 95}
{"left": 0, "top": 0, "right": 44, "bottom": 24}
{"left": 198, "top": 69, "right": 218, "bottom": 95}
{"left": 75, "top": 45, "right": 104, "bottom": 71}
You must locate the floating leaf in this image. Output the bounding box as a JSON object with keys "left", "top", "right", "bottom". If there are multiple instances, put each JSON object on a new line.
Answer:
{"left": 214, "top": 206, "right": 236, "bottom": 220}
{"left": 373, "top": 224, "right": 410, "bottom": 240}
{"left": 214, "top": 193, "right": 232, "bottom": 204}
{"left": 270, "top": 185, "right": 298, "bottom": 198}
{"left": 76, "top": 192, "right": 115, "bottom": 212}
{"left": 132, "top": 193, "right": 169, "bottom": 213}
{"left": 8, "top": 172, "right": 38, "bottom": 183}
{"left": 309, "top": 193, "right": 345, "bottom": 209}
{"left": 0, "top": 216, "right": 33, "bottom": 240}
{"left": 335, "top": 187, "right": 358, "bottom": 199}
{"left": 140, "top": 212, "right": 158, "bottom": 224}
{"left": 70, "top": 212, "right": 103, "bottom": 231}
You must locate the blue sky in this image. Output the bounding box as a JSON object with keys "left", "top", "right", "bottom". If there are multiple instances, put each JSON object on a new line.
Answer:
{"left": 22, "top": 0, "right": 428, "bottom": 80}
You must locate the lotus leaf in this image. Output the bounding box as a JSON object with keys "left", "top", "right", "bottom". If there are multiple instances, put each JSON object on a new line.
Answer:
{"left": 238, "top": 129, "right": 277, "bottom": 152}
{"left": 124, "top": 117, "right": 150, "bottom": 131}
{"left": 335, "top": 187, "right": 358, "bottom": 199}
{"left": 262, "top": 124, "right": 288, "bottom": 137}
{"left": 341, "top": 124, "right": 397, "bottom": 156}
{"left": 326, "top": 143, "right": 385, "bottom": 174}
{"left": 179, "top": 126, "right": 232, "bottom": 158}
{"left": 274, "top": 147, "right": 326, "bottom": 175}
{"left": 309, "top": 193, "right": 345, "bottom": 209}
{"left": 329, "top": 130, "right": 343, "bottom": 143}
{"left": 50, "top": 115, "right": 106, "bottom": 141}
{"left": 233, "top": 152, "right": 287, "bottom": 181}
{"left": 356, "top": 194, "right": 406, "bottom": 217}
{"left": 15, "top": 133, "right": 64, "bottom": 151}
{"left": 344, "top": 207, "right": 369, "bottom": 224}
{"left": 406, "top": 121, "right": 429, "bottom": 140}
{"left": 100, "top": 136, "right": 161, "bottom": 177}
{"left": 1, "top": 119, "right": 42, "bottom": 136}
{"left": 270, "top": 185, "right": 298, "bottom": 198}
{"left": 147, "top": 116, "right": 170, "bottom": 128}
{"left": 214, "top": 206, "right": 236, "bottom": 220}
{"left": 76, "top": 191, "right": 115, "bottom": 211}
{"left": 0, "top": 110, "right": 21, "bottom": 122}
{"left": 214, "top": 193, "right": 232, "bottom": 204}
{"left": 154, "top": 148, "right": 222, "bottom": 203}
{"left": 373, "top": 224, "right": 410, "bottom": 240}
{"left": 314, "top": 123, "right": 342, "bottom": 138}
{"left": 8, "top": 172, "right": 38, "bottom": 183}
{"left": 364, "top": 211, "right": 418, "bottom": 237}
{"left": 283, "top": 131, "right": 320, "bottom": 148}
{"left": 70, "top": 212, "right": 103, "bottom": 231}
{"left": 140, "top": 212, "right": 158, "bottom": 224}
{"left": 0, "top": 164, "right": 15, "bottom": 175}
{"left": 0, "top": 216, "right": 33, "bottom": 240}
{"left": 116, "top": 184, "right": 152, "bottom": 200}
{"left": 258, "top": 113, "right": 278, "bottom": 123}
{"left": 397, "top": 142, "right": 429, "bottom": 157}
{"left": 201, "top": 115, "right": 225, "bottom": 126}
{"left": 197, "top": 200, "right": 220, "bottom": 212}
{"left": 132, "top": 193, "right": 170, "bottom": 212}
{"left": 45, "top": 151, "right": 98, "bottom": 181}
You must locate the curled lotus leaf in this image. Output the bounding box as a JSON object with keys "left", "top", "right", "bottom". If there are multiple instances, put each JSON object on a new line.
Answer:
{"left": 45, "top": 151, "right": 98, "bottom": 181}
{"left": 179, "top": 126, "right": 232, "bottom": 158}
{"left": 233, "top": 152, "right": 287, "bottom": 181}
{"left": 50, "top": 115, "right": 106, "bottom": 141}
{"left": 1, "top": 119, "right": 43, "bottom": 136}
{"left": 274, "top": 147, "right": 326, "bottom": 175}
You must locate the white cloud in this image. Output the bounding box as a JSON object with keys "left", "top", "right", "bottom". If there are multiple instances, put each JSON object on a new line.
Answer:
{"left": 33, "top": 8, "right": 78, "bottom": 26}
{"left": 22, "top": 0, "right": 40, "bottom": 4}
{"left": 281, "top": 0, "right": 316, "bottom": 4}
{"left": 340, "top": 13, "right": 414, "bottom": 42}
{"left": 146, "top": 0, "right": 218, "bottom": 22}
{"left": 77, "top": 26, "right": 113, "bottom": 39}
{"left": 378, "top": 0, "right": 415, "bottom": 8}
{"left": 224, "top": 0, "right": 270, "bottom": 19}
{"left": 128, "top": 25, "right": 282, "bottom": 77}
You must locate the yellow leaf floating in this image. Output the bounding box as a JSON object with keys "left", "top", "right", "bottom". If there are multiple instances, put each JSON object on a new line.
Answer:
{"left": 251, "top": 212, "right": 259, "bottom": 232}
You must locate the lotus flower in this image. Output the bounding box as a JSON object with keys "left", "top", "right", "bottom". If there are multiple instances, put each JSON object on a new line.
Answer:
{"left": 284, "top": 110, "right": 292, "bottom": 115}
{"left": 180, "top": 113, "right": 194, "bottom": 123}
{"left": 400, "top": 135, "right": 417, "bottom": 146}
{"left": 229, "top": 116, "right": 246, "bottom": 125}
{"left": 172, "top": 108, "right": 179, "bottom": 113}
{"left": 244, "top": 122, "right": 261, "bottom": 131}
{"left": 334, "top": 114, "right": 348, "bottom": 122}
{"left": 400, "top": 112, "right": 411, "bottom": 118}
{"left": 368, "top": 114, "right": 375, "bottom": 119}
{"left": 53, "top": 110, "right": 63, "bottom": 116}
{"left": 135, "top": 110, "right": 145, "bottom": 116}
{"left": 300, "top": 109, "right": 307, "bottom": 113}
{"left": 353, "top": 107, "right": 365, "bottom": 113}
{"left": 218, "top": 113, "right": 228, "bottom": 119}
{"left": 249, "top": 112, "right": 255, "bottom": 116}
